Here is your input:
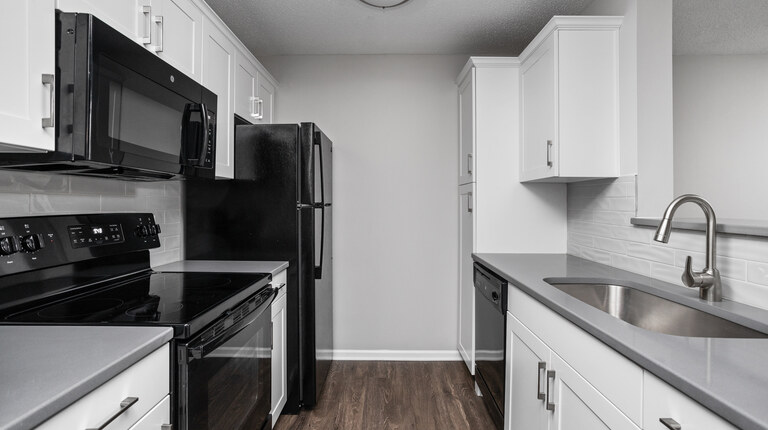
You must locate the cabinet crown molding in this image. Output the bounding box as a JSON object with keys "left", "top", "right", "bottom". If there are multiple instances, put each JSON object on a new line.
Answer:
{"left": 456, "top": 56, "right": 520, "bottom": 84}
{"left": 519, "top": 16, "right": 623, "bottom": 63}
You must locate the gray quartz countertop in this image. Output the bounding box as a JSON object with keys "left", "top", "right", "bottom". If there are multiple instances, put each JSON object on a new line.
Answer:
{"left": 0, "top": 325, "right": 173, "bottom": 430}
{"left": 153, "top": 260, "right": 289, "bottom": 276}
{"left": 474, "top": 253, "right": 768, "bottom": 430}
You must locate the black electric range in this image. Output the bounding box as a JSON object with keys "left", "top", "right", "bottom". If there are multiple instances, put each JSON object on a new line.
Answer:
{"left": 0, "top": 213, "right": 275, "bottom": 430}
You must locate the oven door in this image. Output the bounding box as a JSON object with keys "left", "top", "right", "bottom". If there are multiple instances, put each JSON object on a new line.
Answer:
{"left": 178, "top": 288, "right": 275, "bottom": 430}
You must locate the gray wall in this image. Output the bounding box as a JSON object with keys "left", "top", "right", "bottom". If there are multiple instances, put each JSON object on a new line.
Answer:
{"left": 674, "top": 54, "right": 768, "bottom": 220}
{"left": 262, "top": 54, "right": 466, "bottom": 356}
{"left": 0, "top": 170, "right": 182, "bottom": 266}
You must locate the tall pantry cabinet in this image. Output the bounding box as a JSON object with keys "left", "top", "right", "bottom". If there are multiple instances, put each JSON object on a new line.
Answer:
{"left": 456, "top": 58, "right": 566, "bottom": 375}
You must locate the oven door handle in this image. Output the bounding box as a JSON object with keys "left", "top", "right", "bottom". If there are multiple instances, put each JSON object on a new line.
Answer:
{"left": 188, "top": 288, "right": 276, "bottom": 360}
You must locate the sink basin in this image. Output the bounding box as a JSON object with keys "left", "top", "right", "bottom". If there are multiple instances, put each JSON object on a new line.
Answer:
{"left": 547, "top": 282, "right": 768, "bottom": 338}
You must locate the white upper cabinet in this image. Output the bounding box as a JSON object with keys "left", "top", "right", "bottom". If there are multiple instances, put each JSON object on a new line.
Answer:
{"left": 234, "top": 50, "right": 260, "bottom": 123}
{"left": 256, "top": 72, "right": 276, "bottom": 124}
{"left": 202, "top": 18, "right": 235, "bottom": 178}
{"left": 0, "top": 1, "right": 56, "bottom": 152}
{"left": 519, "top": 16, "right": 622, "bottom": 182}
{"left": 458, "top": 69, "right": 475, "bottom": 185}
{"left": 149, "top": 0, "right": 203, "bottom": 83}
{"left": 56, "top": 0, "right": 143, "bottom": 41}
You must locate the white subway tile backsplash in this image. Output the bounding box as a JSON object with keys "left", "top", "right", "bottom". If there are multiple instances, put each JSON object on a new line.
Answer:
{"left": 567, "top": 175, "right": 768, "bottom": 311}
{"left": 650, "top": 262, "right": 683, "bottom": 286}
{"left": 31, "top": 194, "right": 101, "bottom": 214}
{"left": 70, "top": 176, "right": 126, "bottom": 195}
{"left": 581, "top": 247, "right": 613, "bottom": 265}
{"left": 594, "top": 237, "right": 628, "bottom": 254}
{"left": 626, "top": 243, "right": 675, "bottom": 264}
{"left": 747, "top": 262, "right": 768, "bottom": 287}
{"left": 0, "top": 193, "right": 29, "bottom": 215}
{"left": 0, "top": 171, "right": 182, "bottom": 264}
{"left": 593, "top": 211, "right": 632, "bottom": 226}
{"left": 611, "top": 254, "right": 651, "bottom": 277}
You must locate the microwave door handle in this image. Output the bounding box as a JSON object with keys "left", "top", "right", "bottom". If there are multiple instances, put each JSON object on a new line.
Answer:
{"left": 196, "top": 103, "right": 209, "bottom": 167}
{"left": 188, "top": 289, "right": 275, "bottom": 360}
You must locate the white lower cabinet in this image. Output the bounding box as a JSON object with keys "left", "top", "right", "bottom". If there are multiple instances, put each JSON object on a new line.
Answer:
{"left": 506, "top": 313, "right": 638, "bottom": 430}
{"left": 37, "top": 343, "right": 170, "bottom": 430}
{"left": 271, "top": 269, "right": 288, "bottom": 426}
{"left": 642, "top": 373, "right": 736, "bottom": 430}
{"left": 128, "top": 395, "right": 170, "bottom": 430}
{"left": 505, "top": 282, "right": 739, "bottom": 430}
{"left": 457, "top": 183, "right": 475, "bottom": 373}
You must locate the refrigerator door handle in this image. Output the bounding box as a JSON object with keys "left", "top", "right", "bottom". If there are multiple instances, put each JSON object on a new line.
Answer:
{"left": 314, "top": 204, "right": 325, "bottom": 279}
{"left": 313, "top": 131, "right": 327, "bottom": 279}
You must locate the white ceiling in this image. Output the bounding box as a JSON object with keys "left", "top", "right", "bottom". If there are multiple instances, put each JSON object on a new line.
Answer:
{"left": 673, "top": 0, "right": 768, "bottom": 55}
{"left": 205, "top": 0, "right": 768, "bottom": 58}
{"left": 204, "top": 0, "right": 593, "bottom": 56}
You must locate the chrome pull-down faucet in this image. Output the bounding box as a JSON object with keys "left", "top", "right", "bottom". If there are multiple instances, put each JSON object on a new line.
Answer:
{"left": 653, "top": 194, "right": 722, "bottom": 302}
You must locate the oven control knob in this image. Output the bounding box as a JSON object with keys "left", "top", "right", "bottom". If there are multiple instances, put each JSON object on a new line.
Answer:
{"left": 154, "top": 224, "right": 161, "bottom": 235}
{"left": 148, "top": 225, "right": 157, "bottom": 235}
{"left": 21, "top": 234, "right": 44, "bottom": 252}
{"left": 0, "top": 237, "right": 18, "bottom": 256}
{"left": 138, "top": 225, "right": 149, "bottom": 237}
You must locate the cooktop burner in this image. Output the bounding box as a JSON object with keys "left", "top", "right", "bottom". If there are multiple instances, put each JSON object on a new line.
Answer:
{"left": 38, "top": 298, "right": 125, "bottom": 319}
{"left": 4, "top": 271, "right": 271, "bottom": 336}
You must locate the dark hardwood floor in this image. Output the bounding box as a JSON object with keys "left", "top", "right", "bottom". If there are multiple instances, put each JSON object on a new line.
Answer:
{"left": 274, "top": 361, "right": 496, "bottom": 430}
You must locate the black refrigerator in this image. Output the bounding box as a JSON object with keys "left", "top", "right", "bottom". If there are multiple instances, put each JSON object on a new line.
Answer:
{"left": 184, "top": 122, "right": 333, "bottom": 413}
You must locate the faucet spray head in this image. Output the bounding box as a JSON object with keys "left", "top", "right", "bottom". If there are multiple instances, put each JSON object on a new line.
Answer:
{"left": 654, "top": 218, "right": 672, "bottom": 243}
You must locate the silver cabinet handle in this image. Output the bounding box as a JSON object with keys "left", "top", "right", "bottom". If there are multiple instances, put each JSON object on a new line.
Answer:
{"left": 85, "top": 397, "right": 138, "bottom": 430}
{"left": 537, "top": 361, "right": 546, "bottom": 400}
{"left": 41, "top": 74, "right": 55, "bottom": 128}
{"left": 659, "top": 418, "right": 681, "bottom": 430}
{"left": 467, "top": 153, "right": 473, "bottom": 175}
{"left": 255, "top": 98, "right": 264, "bottom": 120}
{"left": 546, "top": 370, "right": 556, "bottom": 411}
{"left": 546, "top": 140, "right": 553, "bottom": 167}
{"left": 161, "top": 425, "right": 173, "bottom": 430}
{"left": 140, "top": 6, "right": 152, "bottom": 45}
{"left": 152, "top": 15, "right": 164, "bottom": 52}
{"left": 467, "top": 192, "right": 473, "bottom": 213}
{"left": 249, "top": 96, "right": 258, "bottom": 118}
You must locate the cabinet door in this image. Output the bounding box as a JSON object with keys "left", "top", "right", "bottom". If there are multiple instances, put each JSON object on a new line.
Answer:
{"left": 457, "top": 184, "right": 475, "bottom": 373}
{"left": 506, "top": 313, "right": 550, "bottom": 430}
{"left": 202, "top": 18, "right": 235, "bottom": 179}
{"left": 152, "top": 0, "right": 203, "bottom": 82}
{"left": 56, "top": 0, "right": 142, "bottom": 42}
{"left": 642, "top": 372, "right": 737, "bottom": 430}
{"left": 271, "top": 285, "right": 288, "bottom": 425}
{"left": 255, "top": 72, "right": 276, "bottom": 124}
{"left": 128, "top": 395, "right": 170, "bottom": 430}
{"left": 458, "top": 70, "right": 475, "bottom": 185}
{"left": 520, "top": 34, "right": 557, "bottom": 181}
{"left": 234, "top": 51, "right": 258, "bottom": 123}
{"left": 549, "top": 352, "right": 640, "bottom": 430}
{"left": 0, "top": 0, "right": 55, "bottom": 152}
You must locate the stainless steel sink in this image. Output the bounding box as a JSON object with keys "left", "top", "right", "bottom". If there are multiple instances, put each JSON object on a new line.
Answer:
{"left": 547, "top": 282, "right": 768, "bottom": 338}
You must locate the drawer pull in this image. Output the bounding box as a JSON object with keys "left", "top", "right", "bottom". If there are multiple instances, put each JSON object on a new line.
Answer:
{"left": 659, "top": 418, "right": 681, "bottom": 430}
{"left": 85, "top": 396, "right": 138, "bottom": 430}
{"left": 536, "top": 361, "right": 546, "bottom": 400}
{"left": 546, "top": 370, "right": 556, "bottom": 411}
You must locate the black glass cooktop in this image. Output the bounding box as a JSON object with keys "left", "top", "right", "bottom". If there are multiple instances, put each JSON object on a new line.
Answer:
{"left": 4, "top": 271, "right": 271, "bottom": 337}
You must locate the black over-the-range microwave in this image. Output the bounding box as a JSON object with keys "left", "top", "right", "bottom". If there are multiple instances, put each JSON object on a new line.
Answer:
{"left": 0, "top": 11, "right": 217, "bottom": 180}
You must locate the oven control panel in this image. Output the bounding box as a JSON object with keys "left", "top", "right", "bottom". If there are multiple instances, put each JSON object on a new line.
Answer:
{"left": 68, "top": 224, "right": 124, "bottom": 248}
{"left": 0, "top": 213, "right": 161, "bottom": 276}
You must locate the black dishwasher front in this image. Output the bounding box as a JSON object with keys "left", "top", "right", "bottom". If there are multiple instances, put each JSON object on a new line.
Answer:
{"left": 474, "top": 263, "right": 507, "bottom": 430}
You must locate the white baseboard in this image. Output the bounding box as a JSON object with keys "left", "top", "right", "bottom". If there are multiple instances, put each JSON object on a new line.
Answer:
{"left": 331, "top": 349, "right": 463, "bottom": 361}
